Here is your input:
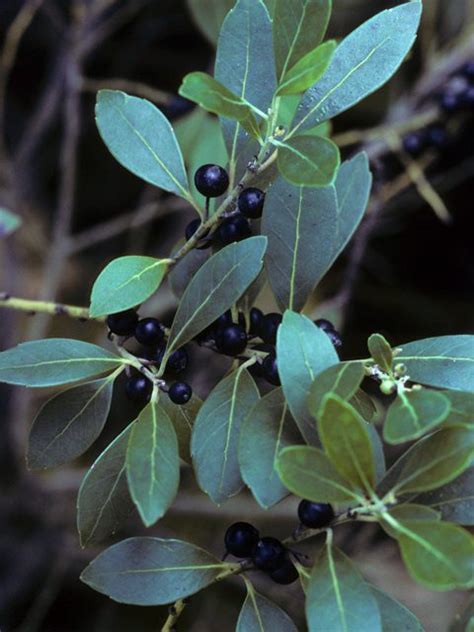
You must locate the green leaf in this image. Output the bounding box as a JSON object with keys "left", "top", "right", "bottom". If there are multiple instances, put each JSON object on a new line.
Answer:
{"left": 165, "top": 237, "right": 267, "bottom": 358}
{"left": 239, "top": 388, "right": 300, "bottom": 509}
{"left": 237, "top": 581, "right": 298, "bottom": 631}
{"left": 367, "top": 424, "right": 386, "bottom": 484}
{"left": 77, "top": 424, "right": 135, "bottom": 547}
{"left": 370, "top": 586, "right": 424, "bottom": 632}
{"left": 368, "top": 334, "right": 393, "bottom": 373}
{"left": 306, "top": 541, "right": 382, "bottom": 632}
{"left": 293, "top": 2, "right": 422, "bottom": 131}
{"left": 276, "top": 134, "right": 340, "bottom": 187}
{"left": 273, "top": 0, "right": 332, "bottom": 81}
{"left": 380, "top": 504, "right": 441, "bottom": 539}
{"left": 27, "top": 376, "right": 115, "bottom": 469}
{"left": 191, "top": 367, "right": 259, "bottom": 504}
{"left": 276, "top": 446, "right": 364, "bottom": 503}
{"left": 277, "top": 311, "right": 339, "bottom": 444}
{"left": 179, "top": 72, "right": 260, "bottom": 139}
{"left": 410, "top": 467, "right": 474, "bottom": 526}
{"left": 393, "top": 427, "right": 474, "bottom": 494}
{"left": 126, "top": 401, "right": 180, "bottom": 527}
{"left": 318, "top": 394, "right": 376, "bottom": 493}
{"left": 397, "top": 335, "right": 474, "bottom": 392}
{"left": 262, "top": 177, "right": 338, "bottom": 310}
{"left": 308, "top": 362, "right": 365, "bottom": 420}
{"left": 441, "top": 390, "right": 474, "bottom": 429}
{"left": 168, "top": 238, "right": 210, "bottom": 298}
{"left": 387, "top": 518, "right": 474, "bottom": 591}
{"left": 277, "top": 41, "right": 336, "bottom": 96}
{"left": 160, "top": 393, "right": 202, "bottom": 464}
{"left": 384, "top": 390, "right": 451, "bottom": 445}
{"left": 80, "top": 537, "right": 226, "bottom": 604}
{"left": 351, "top": 388, "right": 377, "bottom": 421}
{"left": 0, "top": 338, "right": 123, "bottom": 387}
{"left": 215, "top": 0, "right": 276, "bottom": 169}
{"left": 95, "top": 90, "right": 190, "bottom": 199}
{"left": 89, "top": 256, "right": 169, "bottom": 317}
{"left": 0, "top": 207, "right": 21, "bottom": 237}
{"left": 186, "top": 0, "right": 235, "bottom": 45}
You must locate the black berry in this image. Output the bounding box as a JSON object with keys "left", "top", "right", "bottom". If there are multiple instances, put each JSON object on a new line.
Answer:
{"left": 194, "top": 164, "right": 229, "bottom": 198}
{"left": 168, "top": 381, "right": 192, "bottom": 405}
{"left": 238, "top": 188, "right": 265, "bottom": 219}
{"left": 125, "top": 375, "right": 153, "bottom": 403}
{"left": 106, "top": 309, "right": 139, "bottom": 336}
{"left": 314, "top": 318, "right": 336, "bottom": 333}
{"left": 260, "top": 313, "right": 282, "bottom": 344}
{"left": 185, "top": 218, "right": 212, "bottom": 249}
{"left": 269, "top": 558, "right": 299, "bottom": 584}
{"left": 167, "top": 348, "right": 188, "bottom": 373}
{"left": 262, "top": 353, "right": 280, "bottom": 386}
{"left": 426, "top": 125, "right": 448, "bottom": 149}
{"left": 249, "top": 307, "right": 264, "bottom": 336}
{"left": 298, "top": 500, "right": 335, "bottom": 529}
{"left": 224, "top": 522, "right": 259, "bottom": 558}
{"left": 402, "top": 131, "right": 426, "bottom": 157}
{"left": 217, "top": 214, "right": 252, "bottom": 246}
{"left": 213, "top": 310, "right": 233, "bottom": 330}
{"left": 248, "top": 343, "right": 274, "bottom": 379}
{"left": 327, "top": 329, "right": 342, "bottom": 349}
{"left": 135, "top": 318, "right": 165, "bottom": 346}
{"left": 253, "top": 537, "right": 287, "bottom": 571}
{"left": 462, "top": 85, "right": 474, "bottom": 108}
{"left": 215, "top": 324, "right": 247, "bottom": 356}
{"left": 461, "top": 60, "right": 474, "bottom": 81}
{"left": 439, "top": 91, "right": 463, "bottom": 113}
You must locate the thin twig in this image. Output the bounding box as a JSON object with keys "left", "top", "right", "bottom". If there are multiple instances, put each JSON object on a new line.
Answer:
{"left": 0, "top": 293, "right": 101, "bottom": 321}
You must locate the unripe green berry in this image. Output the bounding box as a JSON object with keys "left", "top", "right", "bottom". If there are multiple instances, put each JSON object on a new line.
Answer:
{"left": 380, "top": 379, "right": 396, "bottom": 395}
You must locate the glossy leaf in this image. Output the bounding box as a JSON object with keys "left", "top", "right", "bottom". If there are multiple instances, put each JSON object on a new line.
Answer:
{"left": 293, "top": 2, "right": 422, "bottom": 131}
{"left": 308, "top": 362, "right": 365, "bottom": 419}
{"left": 393, "top": 427, "right": 474, "bottom": 494}
{"left": 160, "top": 393, "right": 202, "bottom": 464}
{"left": 179, "top": 72, "right": 260, "bottom": 138}
{"left": 273, "top": 0, "right": 332, "bottom": 81}
{"left": 318, "top": 394, "right": 376, "bottom": 493}
{"left": 370, "top": 586, "right": 424, "bottom": 632}
{"left": 90, "top": 256, "right": 169, "bottom": 317}
{"left": 441, "top": 390, "right": 474, "bottom": 428}
{"left": 95, "top": 91, "right": 190, "bottom": 199}
{"left": 28, "top": 377, "right": 115, "bottom": 469}
{"left": 81, "top": 537, "right": 226, "bottom": 604}
{"left": 411, "top": 467, "right": 474, "bottom": 526}
{"left": 126, "top": 402, "right": 180, "bottom": 527}
{"left": 168, "top": 240, "right": 210, "bottom": 298}
{"left": 0, "top": 339, "right": 123, "bottom": 387}
{"left": 77, "top": 424, "right": 135, "bottom": 547}
{"left": 0, "top": 207, "right": 21, "bottom": 237}
{"left": 380, "top": 504, "right": 441, "bottom": 539}
{"left": 165, "top": 237, "right": 267, "bottom": 358}
{"left": 239, "top": 388, "right": 300, "bottom": 509}
{"left": 277, "top": 311, "right": 339, "bottom": 444}
{"left": 276, "top": 446, "right": 364, "bottom": 504}
{"left": 397, "top": 335, "right": 474, "bottom": 392}
{"left": 215, "top": 0, "right": 276, "bottom": 169}
{"left": 368, "top": 334, "right": 393, "bottom": 373}
{"left": 276, "top": 134, "right": 340, "bottom": 187}
{"left": 384, "top": 389, "right": 451, "bottom": 444}
{"left": 192, "top": 367, "right": 259, "bottom": 504}
{"left": 277, "top": 41, "right": 336, "bottom": 96}
{"left": 237, "top": 582, "right": 298, "bottom": 631}
{"left": 306, "top": 542, "right": 382, "bottom": 632}
{"left": 389, "top": 518, "right": 474, "bottom": 591}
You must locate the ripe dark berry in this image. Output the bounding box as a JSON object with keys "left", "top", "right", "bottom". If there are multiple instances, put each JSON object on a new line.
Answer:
{"left": 260, "top": 313, "right": 282, "bottom": 344}
{"left": 214, "top": 310, "right": 233, "bottom": 330}
{"left": 248, "top": 343, "right": 274, "bottom": 379}
{"left": 402, "top": 131, "right": 425, "bottom": 157}
{"left": 269, "top": 558, "right": 299, "bottom": 584}
{"left": 462, "top": 85, "right": 474, "bottom": 108}
{"left": 298, "top": 500, "right": 335, "bottom": 529}
{"left": 327, "top": 329, "right": 342, "bottom": 349}
{"left": 224, "top": 522, "right": 259, "bottom": 558}
{"left": 167, "top": 348, "right": 188, "bottom": 373}
{"left": 253, "top": 537, "right": 287, "bottom": 571}
{"left": 144, "top": 344, "right": 165, "bottom": 365}
{"left": 194, "top": 164, "right": 229, "bottom": 198}
{"left": 461, "top": 60, "right": 474, "bottom": 80}
{"left": 249, "top": 307, "right": 264, "bottom": 336}
{"left": 238, "top": 187, "right": 265, "bottom": 219}
{"left": 125, "top": 375, "right": 153, "bottom": 403}
{"left": 168, "top": 381, "right": 192, "bottom": 405}
{"left": 426, "top": 125, "right": 449, "bottom": 149}
{"left": 217, "top": 214, "right": 252, "bottom": 246}
{"left": 185, "top": 218, "right": 212, "bottom": 249}
{"left": 135, "top": 318, "right": 165, "bottom": 346}
{"left": 262, "top": 353, "right": 280, "bottom": 386}
{"left": 314, "top": 318, "right": 336, "bottom": 333}
{"left": 439, "top": 91, "right": 463, "bottom": 113}
{"left": 106, "top": 309, "right": 139, "bottom": 336}
{"left": 215, "top": 324, "right": 247, "bottom": 356}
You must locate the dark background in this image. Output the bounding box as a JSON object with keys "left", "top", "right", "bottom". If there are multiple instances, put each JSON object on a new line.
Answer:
{"left": 0, "top": 1, "right": 473, "bottom": 630}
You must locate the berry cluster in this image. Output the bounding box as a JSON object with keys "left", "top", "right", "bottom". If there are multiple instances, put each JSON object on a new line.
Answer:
{"left": 223, "top": 501, "right": 334, "bottom": 585}
{"left": 106, "top": 309, "right": 192, "bottom": 406}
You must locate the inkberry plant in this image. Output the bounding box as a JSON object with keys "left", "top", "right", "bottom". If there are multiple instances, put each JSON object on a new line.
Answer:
{"left": 0, "top": 1, "right": 473, "bottom": 630}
